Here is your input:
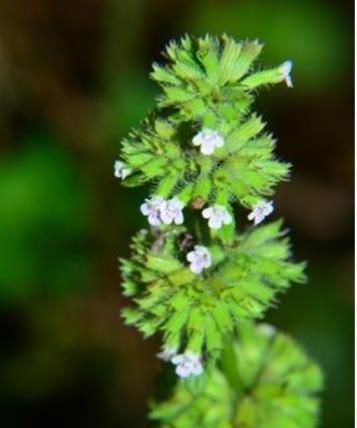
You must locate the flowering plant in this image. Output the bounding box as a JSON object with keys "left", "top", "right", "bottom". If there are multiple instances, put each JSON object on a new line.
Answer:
{"left": 115, "top": 35, "right": 323, "bottom": 427}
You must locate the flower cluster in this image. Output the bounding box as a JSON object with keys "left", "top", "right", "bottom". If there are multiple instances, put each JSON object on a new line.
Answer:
{"left": 248, "top": 200, "right": 274, "bottom": 225}
{"left": 186, "top": 245, "right": 212, "bottom": 274}
{"left": 140, "top": 196, "right": 184, "bottom": 226}
{"left": 118, "top": 35, "right": 293, "bottom": 214}
{"left": 158, "top": 348, "right": 203, "bottom": 378}
{"left": 192, "top": 128, "right": 225, "bottom": 155}
{"left": 117, "top": 35, "right": 322, "bottom": 424}
{"left": 134, "top": 193, "right": 274, "bottom": 232}
{"left": 202, "top": 205, "right": 233, "bottom": 229}
{"left": 140, "top": 197, "right": 236, "bottom": 232}
{"left": 172, "top": 352, "right": 203, "bottom": 378}
{"left": 151, "top": 325, "right": 323, "bottom": 428}
{"left": 114, "top": 160, "right": 131, "bottom": 179}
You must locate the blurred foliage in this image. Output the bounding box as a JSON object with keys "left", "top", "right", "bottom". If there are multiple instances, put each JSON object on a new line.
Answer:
{"left": 188, "top": 0, "right": 351, "bottom": 93}
{"left": 0, "top": 135, "right": 92, "bottom": 302}
{"left": 0, "top": 0, "right": 353, "bottom": 427}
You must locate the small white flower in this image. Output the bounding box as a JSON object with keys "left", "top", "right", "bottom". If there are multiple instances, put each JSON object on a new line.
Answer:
{"left": 186, "top": 245, "right": 212, "bottom": 274}
{"left": 140, "top": 196, "right": 165, "bottom": 226}
{"left": 160, "top": 197, "right": 184, "bottom": 225}
{"left": 114, "top": 160, "right": 131, "bottom": 179}
{"left": 171, "top": 352, "right": 203, "bottom": 378}
{"left": 157, "top": 347, "right": 177, "bottom": 362}
{"left": 202, "top": 205, "right": 233, "bottom": 229}
{"left": 279, "top": 60, "right": 293, "bottom": 88}
{"left": 247, "top": 200, "right": 273, "bottom": 225}
{"left": 192, "top": 128, "right": 225, "bottom": 155}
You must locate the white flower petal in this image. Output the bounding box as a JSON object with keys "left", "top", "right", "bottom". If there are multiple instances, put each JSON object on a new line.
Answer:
{"left": 248, "top": 200, "right": 274, "bottom": 226}
{"left": 159, "top": 197, "right": 185, "bottom": 225}
{"left": 208, "top": 217, "right": 222, "bottom": 229}
{"left": 189, "top": 262, "right": 203, "bottom": 274}
{"left": 202, "top": 207, "right": 212, "bottom": 219}
{"left": 200, "top": 141, "right": 216, "bottom": 155}
{"left": 140, "top": 203, "right": 150, "bottom": 215}
{"left": 141, "top": 196, "right": 166, "bottom": 226}
{"left": 171, "top": 198, "right": 184, "bottom": 209}
{"left": 192, "top": 134, "right": 203, "bottom": 146}
{"left": 247, "top": 211, "right": 255, "bottom": 221}
{"left": 160, "top": 209, "right": 172, "bottom": 225}
{"left": 176, "top": 365, "right": 191, "bottom": 378}
{"left": 222, "top": 211, "right": 233, "bottom": 225}
{"left": 172, "top": 352, "right": 203, "bottom": 378}
{"left": 186, "top": 245, "right": 211, "bottom": 274}
{"left": 186, "top": 251, "right": 196, "bottom": 262}
{"left": 148, "top": 213, "right": 161, "bottom": 226}
{"left": 192, "top": 129, "right": 225, "bottom": 156}
{"left": 171, "top": 355, "right": 184, "bottom": 365}
{"left": 280, "top": 60, "right": 293, "bottom": 88}
{"left": 202, "top": 205, "right": 232, "bottom": 229}
{"left": 174, "top": 211, "right": 184, "bottom": 225}
{"left": 190, "top": 362, "right": 203, "bottom": 376}
{"left": 114, "top": 160, "right": 132, "bottom": 179}
{"left": 121, "top": 168, "right": 131, "bottom": 179}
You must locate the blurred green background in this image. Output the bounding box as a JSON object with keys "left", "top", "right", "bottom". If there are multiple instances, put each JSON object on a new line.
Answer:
{"left": 0, "top": 0, "right": 353, "bottom": 426}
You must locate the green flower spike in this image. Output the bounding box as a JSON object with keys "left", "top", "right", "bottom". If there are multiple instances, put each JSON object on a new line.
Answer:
{"left": 118, "top": 35, "right": 292, "bottom": 220}
{"left": 150, "top": 324, "right": 323, "bottom": 428}
{"left": 116, "top": 33, "right": 323, "bottom": 427}
{"left": 121, "top": 221, "right": 305, "bottom": 361}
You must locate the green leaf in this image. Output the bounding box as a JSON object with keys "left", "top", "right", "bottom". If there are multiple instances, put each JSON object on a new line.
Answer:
{"left": 218, "top": 35, "right": 242, "bottom": 84}
{"left": 145, "top": 254, "right": 183, "bottom": 273}
{"left": 232, "top": 40, "right": 263, "bottom": 81}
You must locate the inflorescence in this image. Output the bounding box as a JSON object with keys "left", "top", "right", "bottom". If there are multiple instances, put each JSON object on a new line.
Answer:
{"left": 114, "top": 34, "right": 322, "bottom": 428}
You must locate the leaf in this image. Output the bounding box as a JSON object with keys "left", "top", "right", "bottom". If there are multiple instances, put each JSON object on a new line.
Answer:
{"left": 145, "top": 254, "right": 183, "bottom": 273}
{"left": 232, "top": 40, "right": 263, "bottom": 81}
{"left": 218, "top": 35, "right": 242, "bottom": 84}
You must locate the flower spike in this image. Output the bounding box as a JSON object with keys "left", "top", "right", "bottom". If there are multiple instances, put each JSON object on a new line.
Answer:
{"left": 117, "top": 34, "right": 322, "bottom": 427}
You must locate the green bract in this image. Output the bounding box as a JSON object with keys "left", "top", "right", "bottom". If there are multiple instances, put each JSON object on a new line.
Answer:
{"left": 121, "top": 221, "right": 305, "bottom": 359}
{"left": 150, "top": 324, "right": 323, "bottom": 428}
{"left": 120, "top": 34, "right": 290, "bottom": 210}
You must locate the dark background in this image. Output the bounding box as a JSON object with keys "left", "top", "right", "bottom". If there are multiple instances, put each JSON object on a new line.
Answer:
{"left": 0, "top": 0, "right": 354, "bottom": 427}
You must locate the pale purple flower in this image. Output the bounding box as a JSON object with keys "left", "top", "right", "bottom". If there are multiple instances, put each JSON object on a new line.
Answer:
{"left": 202, "top": 205, "right": 233, "bottom": 229}
{"left": 140, "top": 196, "right": 165, "bottom": 226}
{"left": 279, "top": 60, "right": 293, "bottom": 88}
{"left": 171, "top": 352, "right": 203, "bottom": 378}
{"left": 186, "top": 245, "right": 212, "bottom": 274}
{"left": 157, "top": 347, "right": 177, "bottom": 362}
{"left": 160, "top": 197, "right": 184, "bottom": 225}
{"left": 192, "top": 128, "right": 225, "bottom": 155}
{"left": 114, "top": 160, "right": 131, "bottom": 179}
{"left": 247, "top": 200, "right": 274, "bottom": 225}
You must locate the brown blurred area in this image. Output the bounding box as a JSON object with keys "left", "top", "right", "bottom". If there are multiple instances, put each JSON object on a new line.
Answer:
{"left": 0, "top": 0, "right": 353, "bottom": 427}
